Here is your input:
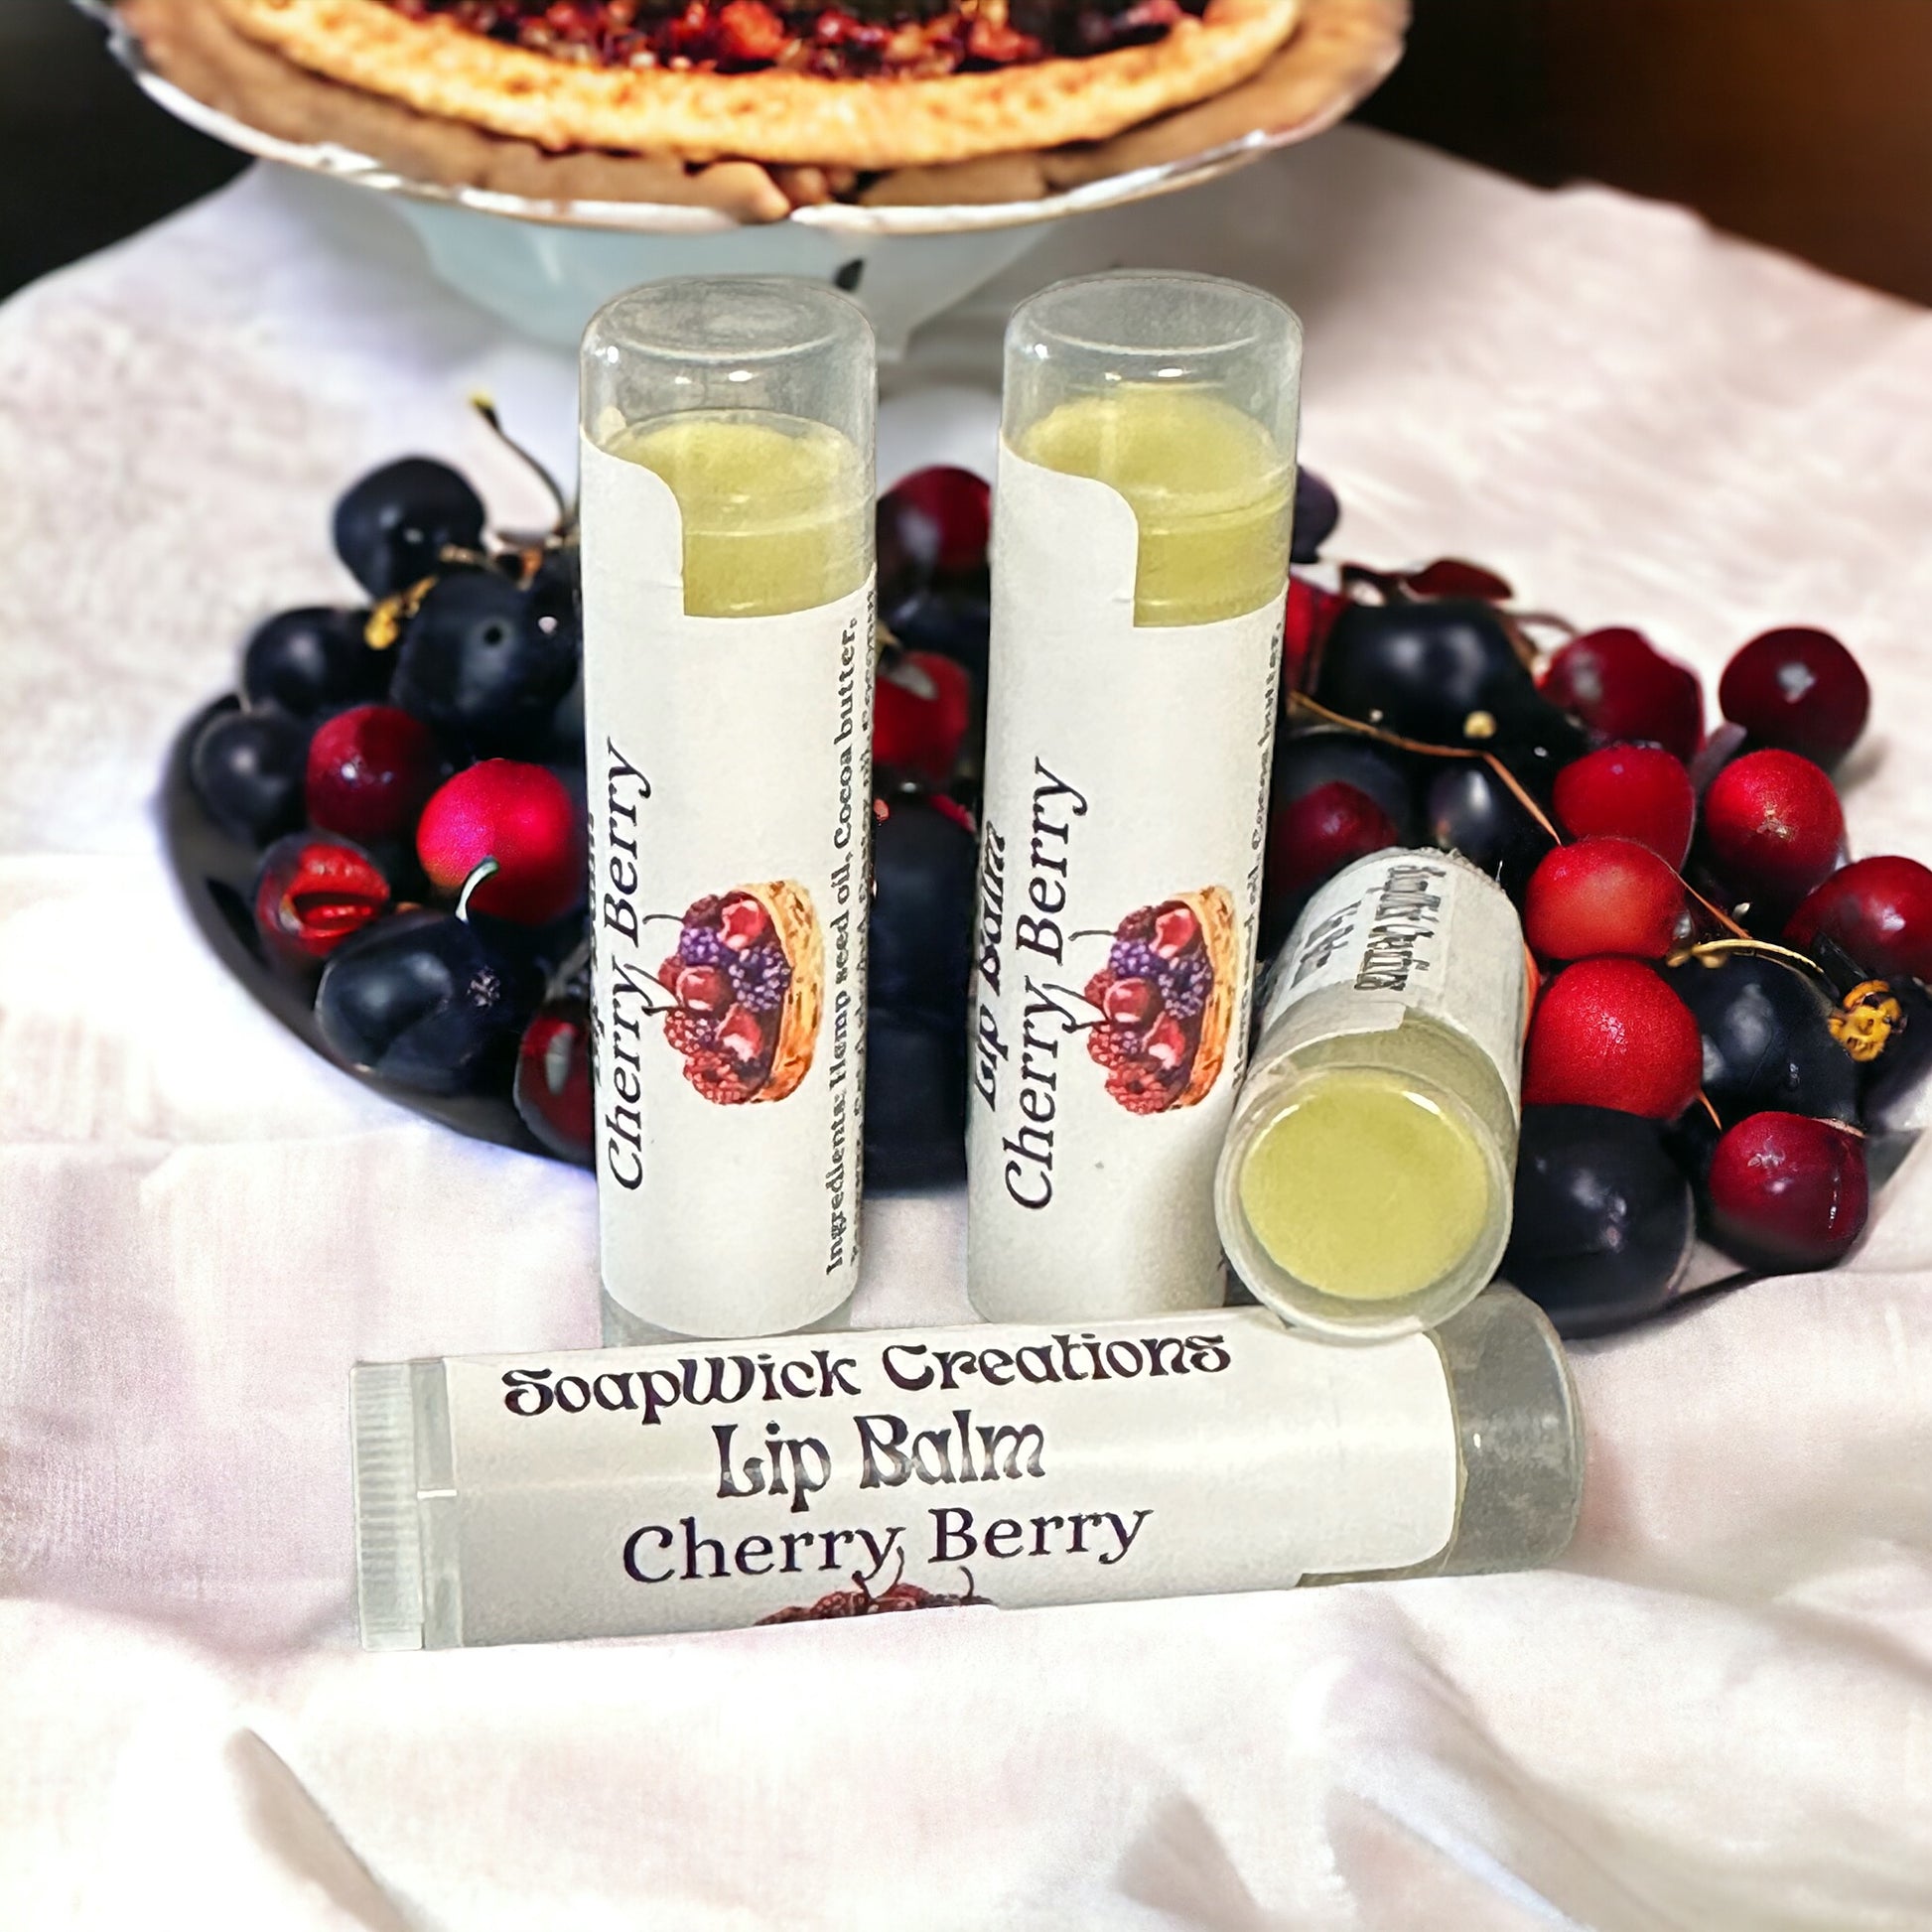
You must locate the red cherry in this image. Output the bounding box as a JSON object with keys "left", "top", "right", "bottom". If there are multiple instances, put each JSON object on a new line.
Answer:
{"left": 305, "top": 703, "right": 440, "bottom": 843}
{"left": 1401, "top": 558, "right": 1513, "bottom": 602}
{"left": 878, "top": 466, "right": 991, "bottom": 584}
{"left": 252, "top": 833, "right": 390, "bottom": 964}
{"left": 1523, "top": 957, "right": 1703, "bottom": 1120}
{"left": 1785, "top": 856, "right": 1932, "bottom": 982}
{"left": 1152, "top": 903, "right": 1200, "bottom": 960}
{"left": 513, "top": 999, "right": 594, "bottom": 1163}
{"left": 717, "top": 1003, "right": 764, "bottom": 1065}
{"left": 718, "top": 893, "right": 771, "bottom": 952}
{"left": 1719, "top": 627, "right": 1869, "bottom": 771}
{"left": 1540, "top": 627, "right": 1704, "bottom": 763}
{"left": 1266, "top": 780, "right": 1398, "bottom": 901}
{"left": 1523, "top": 837, "right": 1684, "bottom": 961}
{"left": 417, "top": 759, "right": 584, "bottom": 926}
{"left": 1103, "top": 977, "right": 1161, "bottom": 1028}
{"left": 1552, "top": 743, "right": 1696, "bottom": 869}
{"left": 874, "top": 649, "right": 972, "bottom": 785}
{"left": 1143, "top": 1012, "right": 1188, "bottom": 1072}
{"left": 1283, "top": 573, "right": 1346, "bottom": 691}
{"left": 1706, "top": 1111, "right": 1867, "bottom": 1271}
{"left": 676, "top": 963, "right": 735, "bottom": 1015}
{"left": 1701, "top": 748, "right": 1844, "bottom": 914}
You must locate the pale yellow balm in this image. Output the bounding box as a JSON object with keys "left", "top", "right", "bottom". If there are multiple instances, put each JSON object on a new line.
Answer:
{"left": 1235, "top": 1073, "right": 1493, "bottom": 1303}
{"left": 1020, "top": 384, "right": 1292, "bottom": 626}
{"left": 613, "top": 409, "right": 870, "bottom": 619}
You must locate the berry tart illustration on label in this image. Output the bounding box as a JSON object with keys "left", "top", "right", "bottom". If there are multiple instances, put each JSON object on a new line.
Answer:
{"left": 967, "top": 449, "right": 1284, "bottom": 1323}
{"left": 1082, "top": 890, "right": 1237, "bottom": 1114}
{"left": 580, "top": 432, "right": 873, "bottom": 1340}
{"left": 657, "top": 885, "right": 824, "bottom": 1106}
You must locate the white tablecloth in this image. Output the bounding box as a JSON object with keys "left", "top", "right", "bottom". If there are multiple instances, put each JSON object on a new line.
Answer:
{"left": 6, "top": 127, "right": 1932, "bottom": 1929}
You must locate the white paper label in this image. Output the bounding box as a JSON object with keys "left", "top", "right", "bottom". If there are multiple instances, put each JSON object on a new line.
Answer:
{"left": 967, "top": 448, "right": 1282, "bottom": 1322}
{"left": 1259, "top": 848, "right": 1526, "bottom": 1101}
{"left": 430, "top": 1310, "right": 1457, "bottom": 1645}
{"left": 580, "top": 436, "right": 874, "bottom": 1337}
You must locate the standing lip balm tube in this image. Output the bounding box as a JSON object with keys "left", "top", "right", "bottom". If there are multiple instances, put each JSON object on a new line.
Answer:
{"left": 580, "top": 279, "right": 876, "bottom": 1341}
{"left": 968, "top": 272, "right": 1298, "bottom": 1322}
{"left": 349, "top": 1287, "right": 1582, "bottom": 1650}
{"left": 1217, "top": 848, "right": 1528, "bottom": 1340}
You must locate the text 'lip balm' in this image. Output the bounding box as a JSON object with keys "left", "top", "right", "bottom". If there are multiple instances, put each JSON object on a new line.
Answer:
{"left": 579, "top": 278, "right": 876, "bottom": 1342}
{"left": 968, "top": 271, "right": 1299, "bottom": 1323}
{"left": 350, "top": 1287, "right": 1583, "bottom": 1651}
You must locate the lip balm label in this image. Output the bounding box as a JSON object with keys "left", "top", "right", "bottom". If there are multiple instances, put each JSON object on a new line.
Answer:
{"left": 967, "top": 449, "right": 1282, "bottom": 1322}
{"left": 1259, "top": 848, "right": 1527, "bottom": 1103}
{"left": 407, "top": 1310, "right": 1455, "bottom": 1646}
{"left": 580, "top": 436, "right": 874, "bottom": 1337}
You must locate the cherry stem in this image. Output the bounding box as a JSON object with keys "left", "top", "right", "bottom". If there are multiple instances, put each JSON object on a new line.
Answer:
{"left": 454, "top": 858, "right": 499, "bottom": 923}
{"left": 1669, "top": 934, "right": 1826, "bottom": 978}
{"left": 1039, "top": 980, "right": 1106, "bottom": 1018}
{"left": 1679, "top": 885, "right": 1753, "bottom": 944}
{"left": 471, "top": 391, "right": 572, "bottom": 533}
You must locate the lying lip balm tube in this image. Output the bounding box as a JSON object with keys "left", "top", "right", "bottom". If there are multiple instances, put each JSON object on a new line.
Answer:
{"left": 349, "top": 1287, "right": 1580, "bottom": 1651}
{"left": 1217, "top": 848, "right": 1528, "bottom": 1340}
{"left": 579, "top": 278, "right": 876, "bottom": 1343}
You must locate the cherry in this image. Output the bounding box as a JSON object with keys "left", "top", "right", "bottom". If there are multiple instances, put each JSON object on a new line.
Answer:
{"left": 333, "top": 457, "right": 486, "bottom": 599}
{"left": 1700, "top": 748, "right": 1844, "bottom": 914}
{"left": 1282, "top": 574, "right": 1347, "bottom": 691}
{"left": 1265, "top": 781, "right": 1398, "bottom": 906}
{"left": 1103, "top": 977, "right": 1160, "bottom": 1028}
{"left": 513, "top": 998, "right": 594, "bottom": 1165}
{"left": 1426, "top": 763, "right": 1551, "bottom": 898}
{"left": 1274, "top": 730, "right": 1415, "bottom": 836}
{"left": 874, "top": 648, "right": 971, "bottom": 786}
{"left": 307, "top": 703, "right": 442, "bottom": 845}
{"left": 870, "top": 792, "right": 977, "bottom": 1030}
{"left": 416, "top": 759, "right": 584, "bottom": 927}
{"left": 877, "top": 466, "right": 991, "bottom": 612}
{"left": 190, "top": 705, "right": 310, "bottom": 846}
{"left": 1785, "top": 856, "right": 1932, "bottom": 983}
{"left": 242, "top": 607, "right": 385, "bottom": 718}
{"left": 1523, "top": 837, "right": 1684, "bottom": 961}
{"left": 719, "top": 893, "right": 771, "bottom": 952}
{"left": 1540, "top": 626, "right": 1703, "bottom": 763}
{"left": 1400, "top": 559, "right": 1512, "bottom": 602}
{"left": 1668, "top": 951, "right": 1860, "bottom": 1126}
{"left": 392, "top": 571, "right": 579, "bottom": 756}
{"left": 315, "top": 906, "right": 541, "bottom": 1095}
{"left": 676, "top": 963, "right": 734, "bottom": 1015}
{"left": 717, "top": 1004, "right": 764, "bottom": 1064}
{"left": 1502, "top": 1105, "right": 1696, "bottom": 1337}
{"left": 252, "top": 833, "right": 390, "bottom": 967}
{"left": 1523, "top": 957, "right": 1703, "bottom": 1120}
{"left": 884, "top": 586, "right": 991, "bottom": 690}
{"left": 1552, "top": 743, "right": 1696, "bottom": 869}
{"left": 1290, "top": 467, "right": 1339, "bottom": 564}
{"left": 1719, "top": 626, "right": 1868, "bottom": 771}
{"left": 1152, "top": 903, "right": 1199, "bottom": 959}
{"left": 1705, "top": 1111, "right": 1868, "bottom": 1272}
{"left": 1143, "top": 1011, "right": 1188, "bottom": 1071}
{"left": 865, "top": 1012, "right": 966, "bottom": 1189}
{"left": 1314, "top": 598, "right": 1536, "bottom": 746}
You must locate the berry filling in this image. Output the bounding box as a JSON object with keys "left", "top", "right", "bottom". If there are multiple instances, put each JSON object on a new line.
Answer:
{"left": 661, "top": 892, "right": 794, "bottom": 1101}
{"left": 381, "top": 0, "right": 1203, "bottom": 79}
{"left": 1083, "top": 898, "right": 1213, "bottom": 1114}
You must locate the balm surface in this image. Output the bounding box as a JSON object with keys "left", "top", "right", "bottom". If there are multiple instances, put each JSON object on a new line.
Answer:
{"left": 1235, "top": 1071, "right": 1492, "bottom": 1303}
{"left": 1019, "top": 384, "right": 1291, "bottom": 625}
{"left": 613, "top": 409, "right": 869, "bottom": 617}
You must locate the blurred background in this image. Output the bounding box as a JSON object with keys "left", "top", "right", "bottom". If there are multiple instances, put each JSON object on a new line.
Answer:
{"left": 8, "top": 0, "right": 1931, "bottom": 306}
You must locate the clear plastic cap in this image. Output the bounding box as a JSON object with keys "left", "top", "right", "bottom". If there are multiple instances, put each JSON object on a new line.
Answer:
{"left": 1002, "top": 272, "right": 1301, "bottom": 624}
{"left": 581, "top": 276, "right": 875, "bottom": 456}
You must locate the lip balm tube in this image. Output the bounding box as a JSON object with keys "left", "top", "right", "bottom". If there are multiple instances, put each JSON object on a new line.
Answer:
{"left": 350, "top": 1286, "right": 1581, "bottom": 1650}
{"left": 1217, "top": 849, "right": 1528, "bottom": 1340}
{"left": 580, "top": 279, "right": 876, "bottom": 1342}
{"left": 967, "top": 272, "right": 1298, "bottom": 1323}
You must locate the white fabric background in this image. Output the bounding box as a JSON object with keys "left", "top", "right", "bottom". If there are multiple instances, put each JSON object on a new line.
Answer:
{"left": 5, "top": 128, "right": 1932, "bottom": 1928}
